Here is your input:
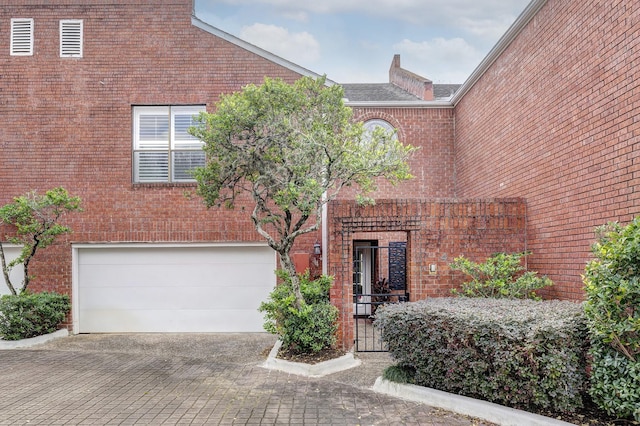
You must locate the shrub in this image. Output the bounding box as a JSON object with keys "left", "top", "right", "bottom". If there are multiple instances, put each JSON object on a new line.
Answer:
{"left": 450, "top": 252, "right": 553, "bottom": 299}
{"left": 259, "top": 271, "right": 338, "bottom": 353}
{"left": 0, "top": 292, "right": 70, "bottom": 340}
{"left": 583, "top": 219, "right": 640, "bottom": 421}
{"left": 375, "top": 298, "right": 588, "bottom": 413}
{"left": 588, "top": 345, "right": 640, "bottom": 421}
{"left": 382, "top": 364, "right": 415, "bottom": 384}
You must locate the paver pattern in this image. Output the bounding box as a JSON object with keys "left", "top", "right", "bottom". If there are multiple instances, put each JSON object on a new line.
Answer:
{"left": 0, "top": 334, "right": 493, "bottom": 425}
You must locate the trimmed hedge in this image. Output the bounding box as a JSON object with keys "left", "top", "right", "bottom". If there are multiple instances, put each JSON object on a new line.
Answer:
{"left": 374, "top": 297, "right": 588, "bottom": 413}
{"left": 0, "top": 292, "right": 70, "bottom": 340}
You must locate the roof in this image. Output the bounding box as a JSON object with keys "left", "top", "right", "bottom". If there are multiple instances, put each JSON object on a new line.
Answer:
{"left": 341, "top": 83, "right": 420, "bottom": 102}
{"left": 433, "top": 84, "right": 461, "bottom": 100}
{"left": 341, "top": 83, "right": 462, "bottom": 103}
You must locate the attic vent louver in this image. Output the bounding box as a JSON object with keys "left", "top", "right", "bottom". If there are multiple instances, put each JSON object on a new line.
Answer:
{"left": 60, "top": 20, "right": 83, "bottom": 57}
{"left": 10, "top": 18, "right": 34, "bottom": 56}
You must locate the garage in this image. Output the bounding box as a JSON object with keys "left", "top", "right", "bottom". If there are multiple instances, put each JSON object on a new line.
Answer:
{"left": 73, "top": 243, "right": 276, "bottom": 333}
{"left": 0, "top": 244, "right": 24, "bottom": 296}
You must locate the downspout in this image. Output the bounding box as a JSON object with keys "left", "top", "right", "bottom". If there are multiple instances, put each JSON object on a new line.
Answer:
{"left": 452, "top": 113, "right": 457, "bottom": 197}
{"left": 322, "top": 198, "right": 328, "bottom": 275}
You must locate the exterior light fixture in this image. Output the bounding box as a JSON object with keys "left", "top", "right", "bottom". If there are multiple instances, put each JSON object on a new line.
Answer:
{"left": 314, "top": 240, "right": 321, "bottom": 255}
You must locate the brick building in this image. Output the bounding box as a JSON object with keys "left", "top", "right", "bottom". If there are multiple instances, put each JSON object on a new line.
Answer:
{"left": 1, "top": 0, "right": 638, "bottom": 348}
{"left": 452, "top": 0, "right": 640, "bottom": 301}
{"left": 0, "top": 0, "right": 319, "bottom": 334}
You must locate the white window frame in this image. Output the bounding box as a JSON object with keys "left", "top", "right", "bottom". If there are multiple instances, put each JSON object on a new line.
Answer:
{"left": 133, "top": 105, "right": 206, "bottom": 183}
{"left": 362, "top": 119, "right": 398, "bottom": 146}
{"left": 60, "top": 19, "right": 83, "bottom": 58}
{"left": 10, "top": 18, "right": 34, "bottom": 56}
{"left": 363, "top": 119, "right": 396, "bottom": 135}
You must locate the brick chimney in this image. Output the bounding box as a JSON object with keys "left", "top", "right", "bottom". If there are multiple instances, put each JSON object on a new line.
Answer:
{"left": 389, "top": 54, "right": 434, "bottom": 101}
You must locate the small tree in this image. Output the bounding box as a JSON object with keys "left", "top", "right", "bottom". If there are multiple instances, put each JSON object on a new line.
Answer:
{"left": 190, "top": 76, "right": 416, "bottom": 307}
{"left": 0, "top": 187, "right": 82, "bottom": 295}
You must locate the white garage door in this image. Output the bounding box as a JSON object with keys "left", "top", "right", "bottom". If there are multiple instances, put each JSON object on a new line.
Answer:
{"left": 0, "top": 245, "right": 25, "bottom": 296}
{"left": 75, "top": 244, "right": 276, "bottom": 333}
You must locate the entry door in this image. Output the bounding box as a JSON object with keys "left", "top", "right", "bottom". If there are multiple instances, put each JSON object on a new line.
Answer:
{"left": 353, "top": 242, "right": 373, "bottom": 316}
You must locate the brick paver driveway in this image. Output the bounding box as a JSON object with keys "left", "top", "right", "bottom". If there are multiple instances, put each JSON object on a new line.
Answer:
{"left": 0, "top": 334, "right": 492, "bottom": 425}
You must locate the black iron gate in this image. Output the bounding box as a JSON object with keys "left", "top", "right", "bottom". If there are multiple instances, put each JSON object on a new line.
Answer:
{"left": 353, "top": 242, "right": 408, "bottom": 352}
{"left": 354, "top": 293, "right": 408, "bottom": 352}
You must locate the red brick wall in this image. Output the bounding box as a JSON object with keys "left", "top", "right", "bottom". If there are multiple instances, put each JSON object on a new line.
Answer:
{"left": 288, "top": 104, "right": 457, "bottom": 274}
{"left": 389, "top": 54, "right": 434, "bottom": 101}
{"left": 328, "top": 198, "right": 526, "bottom": 349}
{"left": 454, "top": 0, "right": 640, "bottom": 300}
{"left": 0, "top": 1, "right": 305, "bottom": 298}
{"left": 11, "top": 0, "right": 633, "bottom": 336}
{"left": 339, "top": 106, "right": 456, "bottom": 200}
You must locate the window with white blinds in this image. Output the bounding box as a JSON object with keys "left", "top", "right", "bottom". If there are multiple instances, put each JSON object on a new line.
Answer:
{"left": 133, "top": 106, "right": 206, "bottom": 183}
{"left": 10, "top": 18, "right": 33, "bottom": 56}
{"left": 60, "top": 20, "right": 83, "bottom": 57}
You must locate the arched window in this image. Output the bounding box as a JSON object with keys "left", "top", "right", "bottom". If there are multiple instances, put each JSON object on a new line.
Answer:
{"left": 363, "top": 119, "right": 396, "bottom": 137}
{"left": 361, "top": 119, "right": 398, "bottom": 148}
{"left": 363, "top": 118, "right": 398, "bottom": 144}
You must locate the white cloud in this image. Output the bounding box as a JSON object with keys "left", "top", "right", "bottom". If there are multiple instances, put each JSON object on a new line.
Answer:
{"left": 281, "top": 11, "right": 309, "bottom": 22}
{"left": 456, "top": 15, "right": 520, "bottom": 40}
{"left": 393, "top": 37, "right": 485, "bottom": 83}
{"left": 239, "top": 23, "right": 321, "bottom": 63}
{"left": 206, "top": 0, "right": 529, "bottom": 35}
{"left": 194, "top": 0, "right": 532, "bottom": 83}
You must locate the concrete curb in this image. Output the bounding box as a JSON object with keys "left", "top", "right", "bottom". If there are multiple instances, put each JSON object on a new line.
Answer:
{"left": 372, "top": 377, "right": 574, "bottom": 426}
{"left": 0, "top": 329, "right": 69, "bottom": 350}
{"left": 261, "top": 340, "right": 361, "bottom": 377}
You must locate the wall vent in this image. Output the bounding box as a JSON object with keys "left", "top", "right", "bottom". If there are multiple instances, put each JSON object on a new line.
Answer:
{"left": 60, "top": 20, "right": 83, "bottom": 57}
{"left": 10, "top": 18, "right": 34, "bottom": 56}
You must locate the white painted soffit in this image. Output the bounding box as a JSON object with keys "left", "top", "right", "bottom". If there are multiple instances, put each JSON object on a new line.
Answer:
{"left": 191, "top": 16, "right": 336, "bottom": 86}
{"left": 450, "top": 0, "right": 548, "bottom": 106}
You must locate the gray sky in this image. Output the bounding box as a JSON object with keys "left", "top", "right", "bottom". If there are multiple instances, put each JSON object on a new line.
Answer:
{"left": 194, "top": 0, "right": 531, "bottom": 84}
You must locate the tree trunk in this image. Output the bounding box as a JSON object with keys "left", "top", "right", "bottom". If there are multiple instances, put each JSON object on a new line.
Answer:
{"left": 278, "top": 250, "right": 305, "bottom": 309}
{"left": 0, "top": 244, "right": 17, "bottom": 295}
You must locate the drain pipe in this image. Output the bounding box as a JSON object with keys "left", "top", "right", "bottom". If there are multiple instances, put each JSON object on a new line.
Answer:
{"left": 321, "top": 201, "right": 328, "bottom": 275}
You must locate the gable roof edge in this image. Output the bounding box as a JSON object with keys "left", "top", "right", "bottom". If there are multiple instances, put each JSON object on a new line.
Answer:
{"left": 191, "top": 16, "right": 335, "bottom": 85}
{"left": 450, "top": 0, "right": 548, "bottom": 106}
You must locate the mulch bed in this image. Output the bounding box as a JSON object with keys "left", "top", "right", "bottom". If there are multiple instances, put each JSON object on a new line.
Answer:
{"left": 531, "top": 398, "right": 638, "bottom": 426}
{"left": 276, "top": 346, "right": 346, "bottom": 364}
